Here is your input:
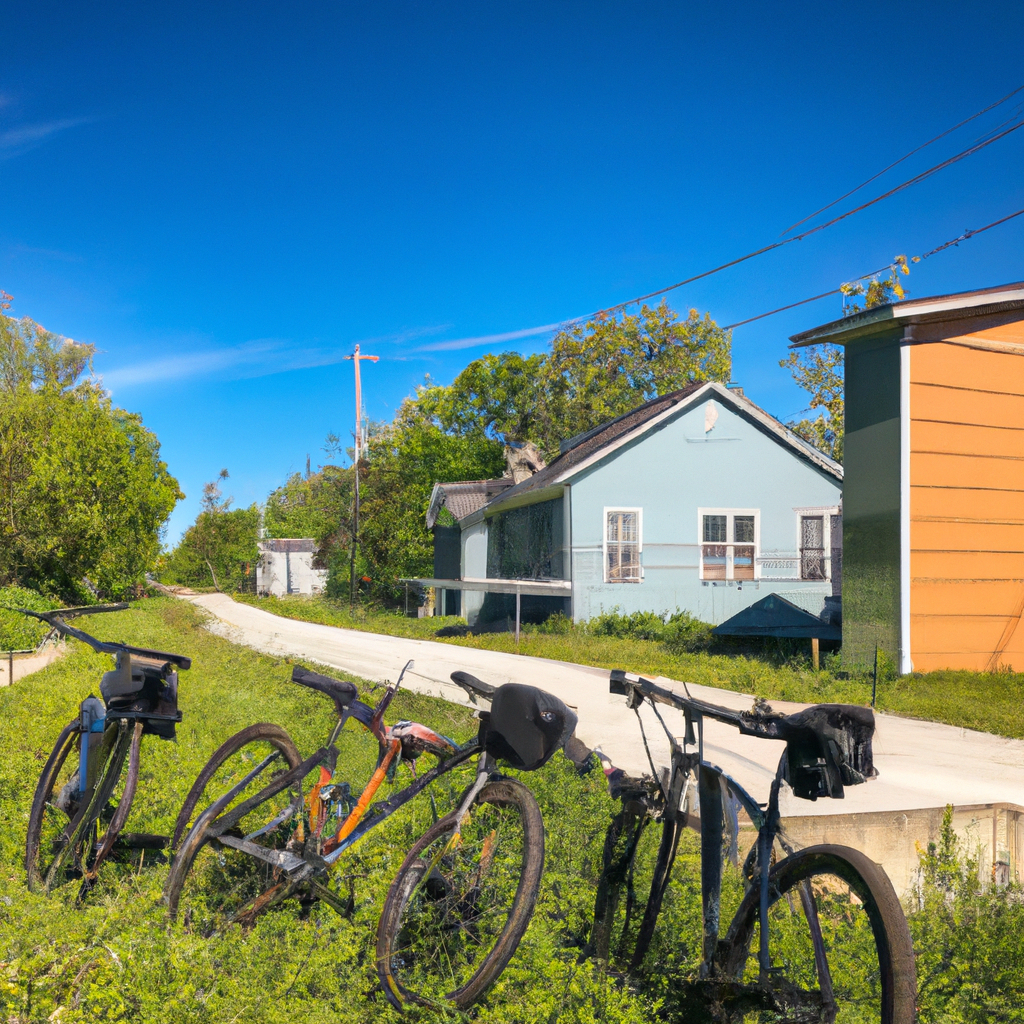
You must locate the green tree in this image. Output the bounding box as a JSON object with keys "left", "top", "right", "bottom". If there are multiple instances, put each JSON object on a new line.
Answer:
{"left": 163, "top": 471, "right": 259, "bottom": 591}
{"left": 540, "top": 301, "right": 731, "bottom": 456}
{"left": 0, "top": 299, "right": 182, "bottom": 598}
{"left": 778, "top": 344, "right": 844, "bottom": 462}
{"left": 356, "top": 402, "right": 506, "bottom": 603}
{"left": 416, "top": 352, "right": 548, "bottom": 446}
{"left": 780, "top": 258, "right": 911, "bottom": 463}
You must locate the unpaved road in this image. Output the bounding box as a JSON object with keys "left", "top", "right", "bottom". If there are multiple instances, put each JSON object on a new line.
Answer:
{"left": 190, "top": 594, "right": 1024, "bottom": 819}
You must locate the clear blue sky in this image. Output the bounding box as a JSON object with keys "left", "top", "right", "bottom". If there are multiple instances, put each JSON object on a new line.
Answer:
{"left": 3, "top": 2, "right": 1023, "bottom": 543}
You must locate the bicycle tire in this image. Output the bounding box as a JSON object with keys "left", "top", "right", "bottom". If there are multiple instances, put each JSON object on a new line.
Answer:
{"left": 719, "top": 844, "right": 916, "bottom": 1024}
{"left": 587, "top": 802, "right": 684, "bottom": 972}
{"left": 26, "top": 718, "right": 136, "bottom": 892}
{"left": 165, "top": 724, "right": 305, "bottom": 934}
{"left": 376, "top": 778, "right": 545, "bottom": 1010}
{"left": 25, "top": 718, "right": 79, "bottom": 891}
{"left": 172, "top": 722, "right": 302, "bottom": 849}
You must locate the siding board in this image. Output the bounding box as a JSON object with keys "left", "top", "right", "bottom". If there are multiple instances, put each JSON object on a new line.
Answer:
{"left": 910, "top": 334, "right": 1024, "bottom": 671}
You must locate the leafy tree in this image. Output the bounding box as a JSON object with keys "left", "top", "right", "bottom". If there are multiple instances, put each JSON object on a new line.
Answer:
{"left": 778, "top": 344, "right": 844, "bottom": 462}
{"left": 416, "top": 301, "right": 731, "bottom": 459}
{"left": 416, "top": 352, "right": 548, "bottom": 446}
{"left": 540, "top": 301, "right": 731, "bottom": 456}
{"left": 163, "top": 471, "right": 258, "bottom": 591}
{"left": 0, "top": 299, "right": 181, "bottom": 599}
{"left": 780, "top": 258, "right": 911, "bottom": 463}
{"left": 356, "top": 402, "right": 506, "bottom": 603}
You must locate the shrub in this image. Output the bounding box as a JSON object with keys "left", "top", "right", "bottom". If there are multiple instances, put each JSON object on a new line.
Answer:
{"left": 0, "top": 586, "right": 57, "bottom": 650}
{"left": 661, "top": 611, "right": 714, "bottom": 654}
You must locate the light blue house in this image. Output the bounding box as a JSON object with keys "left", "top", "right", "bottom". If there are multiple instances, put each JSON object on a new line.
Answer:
{"left": 422, "top": 381, "right": 843, "bottom": 628}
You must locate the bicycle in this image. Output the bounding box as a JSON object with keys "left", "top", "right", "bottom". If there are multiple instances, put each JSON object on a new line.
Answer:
{"left": 21, "top": 604, "right": 191, "bottom": 896}
{"left": 585, "top": 670, "right": 916, "bottom": 1024}
{"left": 164, "top": 661, "right": 578, "bottom": 1011}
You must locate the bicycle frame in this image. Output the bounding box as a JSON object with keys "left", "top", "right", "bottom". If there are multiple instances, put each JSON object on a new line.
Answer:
{"left": 191, "top": 662, "right": 492, "bottom": 902}
{"left": 610, "top": 671, "right": 802, "bottom": 982}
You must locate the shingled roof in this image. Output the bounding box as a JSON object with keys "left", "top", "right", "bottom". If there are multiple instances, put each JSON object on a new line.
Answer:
{"left": 426, "top": 478, "right": 515, "bottom": 528}
{"left": 481, "top": 381, "right": 841, "bottom": 516}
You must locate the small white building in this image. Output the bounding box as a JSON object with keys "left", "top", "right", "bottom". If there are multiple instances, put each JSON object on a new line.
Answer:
{"left": 256, "top": 539, "right": 328, "bottom": 597}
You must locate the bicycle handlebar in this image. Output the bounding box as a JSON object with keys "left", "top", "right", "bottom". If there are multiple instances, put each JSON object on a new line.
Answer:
{"left": 610, "top": 669, "right": 747, "bottom": 730}
{"left": 16, "top": 607, "right": 192, "bottom": 670}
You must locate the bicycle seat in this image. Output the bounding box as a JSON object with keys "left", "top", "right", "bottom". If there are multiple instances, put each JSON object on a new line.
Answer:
{"left": 291, "top": 666, "right": 359, "bottom": 717}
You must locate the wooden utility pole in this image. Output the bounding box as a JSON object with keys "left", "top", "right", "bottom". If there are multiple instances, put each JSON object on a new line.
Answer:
{"left": 343, "top": 344, "right": 379, "bottom": 609}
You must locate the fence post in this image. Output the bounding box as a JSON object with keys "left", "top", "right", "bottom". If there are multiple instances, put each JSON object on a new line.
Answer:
{"left": 871, "top": 644, "right": 879, "bottom": 707}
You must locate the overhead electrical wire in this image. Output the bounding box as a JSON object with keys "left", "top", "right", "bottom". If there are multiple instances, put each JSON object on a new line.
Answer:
{"left": 721, "top": 205, "right": 1024, "bottom": 331}
{"left": 779, "top": 82, "right": 1024, "bottom": 236}
{"left": 581, "top": 111, "right": 1024, "bottom": 323}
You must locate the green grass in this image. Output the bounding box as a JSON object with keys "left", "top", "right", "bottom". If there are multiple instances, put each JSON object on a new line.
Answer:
{"left": 0, "top": 598, "right": 667, "bottom": 1024}
{"left": 234, "top": 594, "right": 1024, "bottom": 739}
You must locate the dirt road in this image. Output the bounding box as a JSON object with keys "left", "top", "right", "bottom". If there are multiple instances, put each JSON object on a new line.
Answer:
{"left": 189, "top": 593, "right": 1024, "bottom": 821}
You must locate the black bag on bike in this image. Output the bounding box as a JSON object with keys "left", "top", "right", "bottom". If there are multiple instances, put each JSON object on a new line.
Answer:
{"left": 780, "top": 703, "right": 876, "bottom": 801}
{"left": 483, "top": 684, "right": 578, "bottom": 772}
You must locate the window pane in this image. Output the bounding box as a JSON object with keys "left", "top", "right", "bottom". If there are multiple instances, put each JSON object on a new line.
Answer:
{"left": 702, "top": 544, "right": 726, "bottom": 579}
{"left": 734, "top": 516, "right": 755, "bottom": 543}
{"left": 734, "top": 545, "right": 755, "bottom": 580}
{"left": 607, "top": 510, "right": 638, "bottom": 544}
{"left": 800, "top": 516, "right": 825, "bottom": 580}
{"left": 703, "top": 515, "right": 727, "bottom": 543}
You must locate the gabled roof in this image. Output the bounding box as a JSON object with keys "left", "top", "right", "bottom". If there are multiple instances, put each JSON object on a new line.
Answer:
{"left": 712, "top": 593, "right": 841, "bottom": 640}
{"left": 481, "top": 381, "right": 841, "bottom": 516}
{"left": 426, "top": 478, "right": 514, "bottom": 528}
{"left": 789, "top": 280, "right": 1024, "bottom": 348}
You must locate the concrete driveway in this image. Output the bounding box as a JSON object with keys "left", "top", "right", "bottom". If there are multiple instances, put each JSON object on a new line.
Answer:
{"left": 189, "top": 594, "right": 1024, "bottom": 820}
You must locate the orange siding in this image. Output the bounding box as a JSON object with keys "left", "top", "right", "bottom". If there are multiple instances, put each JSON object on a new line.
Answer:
{"left": 909, "top": 332, "right": 1024, "bottom": 672}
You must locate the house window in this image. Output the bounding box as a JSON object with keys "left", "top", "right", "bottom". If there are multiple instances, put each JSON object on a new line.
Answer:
{"left": 605, "top": 509, "right": 642, "bottom": 582}
{"left": 800, "top": 516, "right": 826, "bottom": 580}
{"left": 699, "top": 509, "right": 759, "bottom": 581}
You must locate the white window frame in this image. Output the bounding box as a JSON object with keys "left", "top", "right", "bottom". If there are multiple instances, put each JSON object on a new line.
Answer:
{"left": 603, "top": 507, "right": 643, "bottom": 583}
{"left": 794, "top": 505, "right": 840, "bottom": 582}
{"left": 697, "top": 508, "right": 760, "bottom": 581}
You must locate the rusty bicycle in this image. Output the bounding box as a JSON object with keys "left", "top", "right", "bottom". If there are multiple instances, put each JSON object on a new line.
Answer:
{"left": 165, "top": 661, "right": 578, "bottom": 1011}
{"left": 22, "top": 604, "right": 191, "bottom": 896}
{"left": 586, "top": 670, "right": 916, "bottom": 1024}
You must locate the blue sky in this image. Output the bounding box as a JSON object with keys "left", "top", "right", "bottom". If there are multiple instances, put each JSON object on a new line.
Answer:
{"left": 3, "top": 2, "right": 1023, "bottom": 544}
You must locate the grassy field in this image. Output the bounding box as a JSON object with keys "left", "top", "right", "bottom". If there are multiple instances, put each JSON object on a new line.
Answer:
{"left": 0, "top": 598, "right": 689, "bottom": 1024}
{"left": 4, "top": 597, "right": 1024, "bottom": 1023}
{"left": 234, "top": 595, "right": 1024, "bottom": 739}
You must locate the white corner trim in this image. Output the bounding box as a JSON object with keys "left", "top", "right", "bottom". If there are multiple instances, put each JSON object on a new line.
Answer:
{"left": 899, "top": 342, "right": 913, "bottom": 674}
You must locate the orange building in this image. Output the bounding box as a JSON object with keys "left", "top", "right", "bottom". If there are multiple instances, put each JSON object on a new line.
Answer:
{"left": 791, "top": 282, "right": 1024, "bottom": 673}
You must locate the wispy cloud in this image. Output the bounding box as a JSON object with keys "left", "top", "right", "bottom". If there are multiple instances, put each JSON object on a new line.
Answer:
{"left": 416, "top": 322, "right": 563, "bottom": 352}
{"left": 101, "top": 325, "right": 451, "bottom": 391}
{"left": 0, "top": 116, "right": 95, "bottom": 160}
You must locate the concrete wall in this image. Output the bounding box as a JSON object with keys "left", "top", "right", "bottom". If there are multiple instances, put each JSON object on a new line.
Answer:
{"left": 776, "top": 803, "right": 1024, "bottom": 896}
{"left": 257, "top": 550, "right": 328, "bottom": 597}
{"left": 566, "top": 397, "right": 842, "bottom": 624}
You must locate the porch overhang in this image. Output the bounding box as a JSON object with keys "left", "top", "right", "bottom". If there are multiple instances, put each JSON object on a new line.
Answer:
{"left": 401, "top": 576, "right": 572, "bottom": 598}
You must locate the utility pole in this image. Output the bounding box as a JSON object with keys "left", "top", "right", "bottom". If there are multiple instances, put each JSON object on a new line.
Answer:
{"left": 343, "top": 344, "right": 379, "bottom": 609}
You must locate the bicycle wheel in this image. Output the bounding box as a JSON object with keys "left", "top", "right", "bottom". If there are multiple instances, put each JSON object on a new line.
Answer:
{"left": 172, "top": 723, "right": 302, "bottom": 848}
{"left": 376, "top": 778, "right": 545, "bottom": 1010}
{"left": 719, "top": 844, "right": 916, "bottom": 1024}
{"left": 26, "top": 718, "right": 136, "bottom": 892}
{"left": 165, "top": 724, "right": 307, "bottom": 935}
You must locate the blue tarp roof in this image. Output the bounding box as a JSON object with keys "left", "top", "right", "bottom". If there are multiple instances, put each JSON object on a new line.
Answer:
{"left": 712, "top": 593, "right": 841, "bottom": 640}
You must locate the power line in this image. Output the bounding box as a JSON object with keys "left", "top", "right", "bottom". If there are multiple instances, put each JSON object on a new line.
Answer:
{"left": 779, "top": 82, "right": 1024, "bottom": 236}
{"left": 722, "top": 205, "right": 1024, "bottom": 331}
{"left": 583, "top": 114, "right": 1024, "bottom": 323}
